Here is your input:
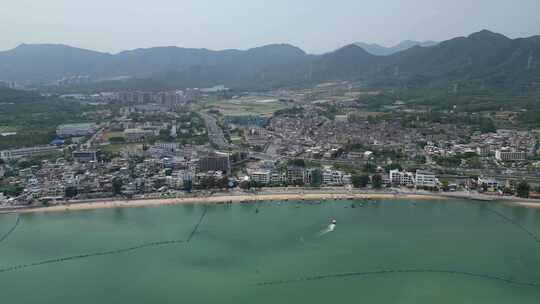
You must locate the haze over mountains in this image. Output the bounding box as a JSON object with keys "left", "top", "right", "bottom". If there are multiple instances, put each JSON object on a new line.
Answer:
{"left": 0, "top": 30, "right": 539, "bottom": 91}
{"left": 354, "top": 40, "right": 439, "bottom": 56}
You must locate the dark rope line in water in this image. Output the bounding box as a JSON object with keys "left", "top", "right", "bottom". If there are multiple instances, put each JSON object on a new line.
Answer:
{"left": 187, "top": 206, "right": 208, "bottom": 243}
{"left": 0, "top": 206, "right": 210, "bottom": 274}
{"left": 257, "top": 207, "right": 540, "bottom": 288}
{"left": 0, "top": 216, "right": 21, "bottom": 244}
{"left": 486, "top": 207, "right": 540, "bottom": 244}
{"left": 257, "top": 269, "right": 539, "bottom": 287}
{"left": 0, "top": 239, "right": 186, "bottom": 274}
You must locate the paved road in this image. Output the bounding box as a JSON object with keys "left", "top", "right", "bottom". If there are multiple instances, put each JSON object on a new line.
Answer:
{"left": 199, "top": 112, "right": 230, "bottom": 149}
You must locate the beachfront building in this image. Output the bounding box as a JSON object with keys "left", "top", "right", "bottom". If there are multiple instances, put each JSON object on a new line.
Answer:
{"left": 389, "top": 170, "right": 416, "bottom": 186}
{"left": 250, "top": 170, "right": 271, "bottom": 184}
{"left": 322, "top": 169, "right": 347, "bottom": 186}
{"left": 198, "top": 152, "right": 231, "bottom": 174}
{"left": 415, "top": 170, "right": 438, "bottom": 188}
{"left": 287, "top": 166, "right": 305, "bottom": 185}
{"left": 478, "top": 177, "right": 499, "bottom": 192}
{"left": 270, "top": 170, "right": 286, "bottom": 184}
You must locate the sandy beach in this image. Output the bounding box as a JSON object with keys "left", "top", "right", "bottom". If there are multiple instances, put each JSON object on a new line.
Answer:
{"left": 505, "top": 201, "right": 540, "bottom": 209}
{"left": 3, "top": 190, "right": 540, "bottom": 214}
{"left": 5, "top": 192, "right": 447, "bottom": 214}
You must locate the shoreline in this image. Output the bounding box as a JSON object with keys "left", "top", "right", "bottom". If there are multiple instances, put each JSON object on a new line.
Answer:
{"left": 1, "top": 191, "right": 539, "bottom": 215}
{"left": 3, "top": 193, "right": 446, "bottom": 214}
{"left": 505, "top": 201, "right": 540, "bottom": 209}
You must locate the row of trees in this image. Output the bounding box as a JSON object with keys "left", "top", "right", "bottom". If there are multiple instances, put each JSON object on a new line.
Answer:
{"left": 352, "top": 174, "right": 383, "bottom": 189}
{"left": 516, "top": 181, "right": 536, "bottom": 198}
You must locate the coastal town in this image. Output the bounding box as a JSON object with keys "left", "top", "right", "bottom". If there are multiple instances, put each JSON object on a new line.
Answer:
{"left": 1, "top": 82, "right": 540, "bottom": 209}
{"left": 4, "top": 4, "right": 540, "bottom": 302}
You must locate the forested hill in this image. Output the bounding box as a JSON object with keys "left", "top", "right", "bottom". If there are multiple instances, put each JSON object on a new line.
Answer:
{"left": 0, "top": 87, "right": 42, "bottom": 103}
{"left": 1, "top": 30, "right": 540, "bottom": 92}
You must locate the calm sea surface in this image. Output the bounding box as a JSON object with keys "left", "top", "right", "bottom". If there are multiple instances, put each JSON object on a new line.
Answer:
{"left": 1, "top": 199, "right": 540, "bottom": 304}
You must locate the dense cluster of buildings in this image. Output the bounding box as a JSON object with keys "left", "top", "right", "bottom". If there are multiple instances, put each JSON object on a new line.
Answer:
{"left": 0, "top": 143, "right": 238, "bottom": 205}
{"left": 424, "top": 129, "right": 538, "bottom": 161}
{"left": 2, "top": 81, "right": 540, "bottom": 207}
{"left": 59, "top": 85, "right": 228, "bottom": 106}
{"left": 246, "top": 162, "right": 440, "bottom": 189}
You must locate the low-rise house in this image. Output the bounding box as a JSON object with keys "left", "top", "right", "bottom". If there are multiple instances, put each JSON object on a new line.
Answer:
{"left": 478, "top": 177, "right": 499, "bottom": 192}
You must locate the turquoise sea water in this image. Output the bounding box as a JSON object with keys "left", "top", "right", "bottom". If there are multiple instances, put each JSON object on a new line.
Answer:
{"left": 1, "top": 199, "right": 540, "bottom": 304}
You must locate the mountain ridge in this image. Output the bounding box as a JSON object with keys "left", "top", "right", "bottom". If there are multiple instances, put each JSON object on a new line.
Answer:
{"left": 1, "top": 30, "right": 539, "bottom": 92}
{"left": 354, "top": 40, "right": 438, "bottom": 56}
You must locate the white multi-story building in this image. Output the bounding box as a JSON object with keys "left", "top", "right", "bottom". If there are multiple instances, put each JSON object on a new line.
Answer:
{"left": 56, "top": 123, "right": 96, "bottom": 138}
{"left": 415, "top": 170, "right": 438, "bottom": 188}
{"left": 72, "top": 150, "right": 98, "bottom": 163}
{"left": 270, "top": 171, "right": 286, "bottom": 184}
{"left": 154, "top": 142, "right": 181, "bottom": 150}
{"left": 0, "top": 145, "right": 63, "bottom": 161}
{"left": 166, "top": 176, "right": 184, "bottom": 189}
{"left": 342, "top": 174, "right": 352, "bottom": 185}
{"left": 495, "top": 149, "right": 527, "bottom": 161}
{"left": 124, "top": 128, "right": 155, "bottom": 143}
{"left": 322, "top": 170, "right": 346, "bottom": 186}
{"left": 476, "top": 146, "right": 491, "bottom": 157}
{"left": 172, "top": 169, "right": 194, "bottom": 183}
{"left": 287, "top": 166, "right": 305, "bottom": 184}
{"left": 389, "top": 170, "right": 416, "bottom": 186}
{"left": 250, "top": 170, "right": 271, "bottom": 184}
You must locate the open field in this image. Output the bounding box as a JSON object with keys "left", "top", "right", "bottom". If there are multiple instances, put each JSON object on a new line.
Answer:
{"left": 348, "top": 110, "right": 386, "bottom": 118}
{"left": 103, "top": 131, "right": 126, "bottom": 141}
{"left": 0, "top": 126, "right": 19, "bottom": 133}
{"left": 100, "top": 143, "right": 142, "bottom": 154}
{"left": 201, "top": 99, "right": 288, "bottom": 116}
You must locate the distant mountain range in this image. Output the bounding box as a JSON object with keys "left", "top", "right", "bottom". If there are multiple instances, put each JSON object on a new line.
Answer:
{"left": 354, "top": 40, "right": 438, "bottom": 56}
{"left": 0, "top": 43, "right": 310, "bottom": 85}
{"left": 1, "top": 30, "right": 539, "bottom": 92}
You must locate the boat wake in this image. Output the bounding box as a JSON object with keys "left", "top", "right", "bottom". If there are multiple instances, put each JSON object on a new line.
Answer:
{"left": 318, "top": 220, "right": 337, "bottom": 236}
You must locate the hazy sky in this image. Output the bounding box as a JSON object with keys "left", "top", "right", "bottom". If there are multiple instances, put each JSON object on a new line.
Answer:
{"left": 1, "top": 0, "right": 539, "bottom": 54}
